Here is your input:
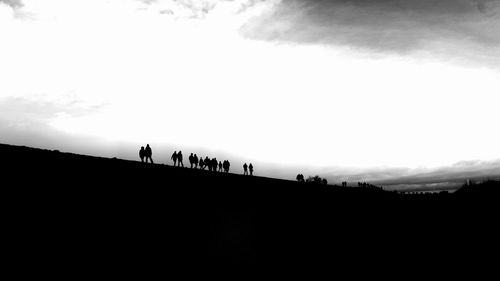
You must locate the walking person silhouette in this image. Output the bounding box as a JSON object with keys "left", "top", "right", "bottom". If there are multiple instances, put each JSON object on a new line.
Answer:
{"left": 139, "top": 146, "right": 145, "bottom": 163}
{"left": 145, "top": 144, "right": 154, "bottom": 164}
{"left": 194, "top": 154, "right": 199, "bottom": 169}
{"left": 243, "top": 163, "right": 248, "bottom": 175}
{"left": 189, "top": 153, "right": 194, "bottom": 168}
{"left": 205, "top": 156, "right": 210, "bottom": 171}
{"left": 212, "top": 158, "right": 217, "bottom": 172}
{"left": 249, "top": 163, "right": 254, "bottom": 176}
{"left": 178, "top": 151, "right": 184, "bottom": 167}
{"left": 171, "top": 151, "right": 178, "bottom": 166}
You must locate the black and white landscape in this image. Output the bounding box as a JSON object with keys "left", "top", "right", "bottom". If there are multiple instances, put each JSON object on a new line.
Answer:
{"left": 1, "top": 0, "right": 500, "bottom": 269}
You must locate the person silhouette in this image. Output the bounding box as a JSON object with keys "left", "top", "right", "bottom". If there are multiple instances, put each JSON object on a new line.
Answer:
{"left": 199, "top": 158, "right": 204, "bottom": 170}
{"left": 178, "top": 151, "right": 184, "bottom": 167}
{"left": 139, "top": 146, "right": 145, "bottom": 163}
{"left": 205, "top": 156, "right": 210, "bottom": 171}
{"left": 249, "top": 163, "right": 253, "bottom": 176}
{"left": 189, "top": 153, "right": 194, "bottom": 168}
{"left": 171, "top": 151, "right": 178, "bottom": 166}
{"left": 218, "top": 161, "right": 223, "bottom": 172}
{"left": 227, "top": 160, "right": 230, "bottom": 173}
{"left": 145, "top": 144, "right": 153, "bottom": 164}
{"left": 212, "top": 158, "right": 217, "bottom": 172}
{"left": 194, "top": 154, "right": 199, "bottom": 169}
{"left": 243, "top": 163, "right": 248, "bottom": 175}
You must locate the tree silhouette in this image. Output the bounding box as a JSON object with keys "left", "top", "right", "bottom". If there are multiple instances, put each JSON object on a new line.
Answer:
{"left": 296, "top": 174, "right": 305, "bottom": 182}
{"left": 306, "top": 175, "right": 327, "bottom": 185}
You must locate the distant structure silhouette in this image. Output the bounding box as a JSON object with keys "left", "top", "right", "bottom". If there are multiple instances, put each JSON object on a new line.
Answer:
{"left": 139, "top": 146, "right": 145, "bottom": 163}
{"left": 243, "top": 163, "right": 248, "bottom": 175}
{"left": 171, "top": 151, "right": 178, "bottom": 166}
{"left": 145, "top": 144, "right": 154, "bottom": 164}
{"left": 356, "top": 181, "right": 383, "bottom": 191}
{"left": 178, "top": 151, "right": 184, "bottom": 167}
{"left": 249, "top": 163, "right": 254, "bottom": 176}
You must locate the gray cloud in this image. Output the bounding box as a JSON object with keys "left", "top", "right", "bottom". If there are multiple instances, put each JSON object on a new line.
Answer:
{"left": 0, "top": 0, "right": 23, "bottom": 8}
{"left": 366, "top": 159, "right": 500, "bottom": 190}
{"left": 240, "top": 0, "right": 500, "bottom": 65}
{"left": 0, "top": 97, "right": 104, "bottom": 139}
{"left": 311, "top": 158, "right": 500, "bottom": 191}
{"left": 0, "top": 97, "right": 112, "bottom": 157}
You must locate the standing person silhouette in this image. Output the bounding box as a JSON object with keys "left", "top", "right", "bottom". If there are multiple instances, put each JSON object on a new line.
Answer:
{"left": 189, "top": 153, "right": 194, "bottom": 168}
{"left": 212, "top": 158, "right": 217, "bottom": 172}
{"left": 145, "top": 144, "right": 154, "bottom": 164}
{"left": 171, "top": 151, "right": 178, "bottom": 166}
{"left": 243, "top": 163, "right": 248, "bottom": 175}
{"left": 205, "top": 156, "right": 210, "bottom": 171}
{"left": 178, "top": 151, "right": 184, "bottom": 167}
{"left": 199, "top": 158, "right": 204, "bottom": 170}
{"left": 218, "top": 161, "right": 223, "bottom": 172}
{"left": 249, "top": 163, "right": 253, "bottom": 176}
{"left": 194, "top": 154, "right": 199, "bottom": 169}
{"left": 139, "top": 146, "right": 145, "bottom": 163}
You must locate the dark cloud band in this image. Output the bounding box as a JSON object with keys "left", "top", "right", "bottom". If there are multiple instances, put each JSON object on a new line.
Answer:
{"left": 240, "top": 0, "right": 500, "bottom": 65}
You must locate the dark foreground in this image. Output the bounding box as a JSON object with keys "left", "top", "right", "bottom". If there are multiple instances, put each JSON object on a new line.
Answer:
{"left": 1, "top": 143, "right": 499, "bottom": 272}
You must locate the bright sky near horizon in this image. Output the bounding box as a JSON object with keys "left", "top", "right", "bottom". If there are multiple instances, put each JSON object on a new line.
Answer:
{"left": 1, "top": 0, "right": 500, "bottom": 184}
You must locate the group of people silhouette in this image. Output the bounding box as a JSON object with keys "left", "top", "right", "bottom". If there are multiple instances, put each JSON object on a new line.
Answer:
{"left": 139, "top": 145, "right": 254, "bottom": 175}
{"left": 139, "top": 144, "right": 153, "bottom": 164}
{"left": 243, "top": 163, "right": 253, "bottom": 176}
{"left": 170, "top": 151, "right": 184, "bottom": 167}
{"left": 172, "top": 151, "right": 231, "bottom": 173}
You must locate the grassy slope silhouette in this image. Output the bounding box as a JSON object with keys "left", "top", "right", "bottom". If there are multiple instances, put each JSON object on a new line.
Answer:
{"left": 2, "top": 143, "right": 498, "bottom": 268}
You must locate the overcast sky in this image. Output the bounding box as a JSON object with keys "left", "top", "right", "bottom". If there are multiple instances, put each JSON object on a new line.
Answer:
{"left": 1, "top": 0, "right": 499, "bottom": 186}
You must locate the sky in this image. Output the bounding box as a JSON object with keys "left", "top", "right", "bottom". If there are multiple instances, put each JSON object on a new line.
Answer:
{"left": 1, "top": 0, "right": 500, "bottom": 188}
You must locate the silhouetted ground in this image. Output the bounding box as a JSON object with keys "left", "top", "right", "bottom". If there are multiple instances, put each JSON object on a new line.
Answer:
{"left": 1, "top": 143, "right": 498, "bottom": 272}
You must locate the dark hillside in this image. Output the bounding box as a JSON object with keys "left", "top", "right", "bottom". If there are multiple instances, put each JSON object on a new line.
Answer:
{"left": 1, "top": 143, "right": 498, "bottom": 270}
